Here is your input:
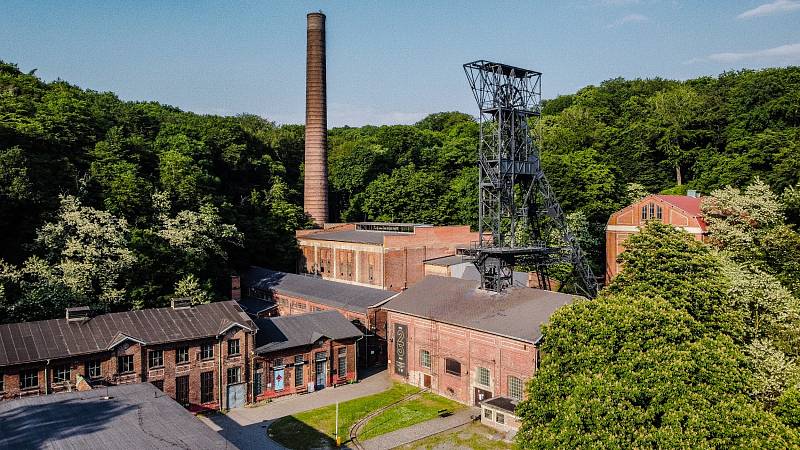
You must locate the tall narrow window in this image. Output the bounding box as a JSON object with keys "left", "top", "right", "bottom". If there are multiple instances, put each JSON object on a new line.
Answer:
{"left": 200, "top": 371, "right": 214, "bottom": 403}
{"left": 656, "top": 205, "right": 663, "bottom": 220}
{"left": 641, "top": 206, "right": 647, "bottom": 220}
{"left": 337, "top": 348, "right": 347, "bottom": 377}
{"left": 0, "top": 373, "right": 4, "bottom": 392}
{"left": 420, "top": 350, "right": 431, "bottom": 369}
{"left": 201, "top": 343, "right": 214, "bottom": 360}
{"left": 228, "top": 339, "right": 240, "bottom": 356}
{"left": 508, "top": 376, "right": 524, "bottom": 401}
{"left": 477, "top": 367, "right": 490, "bottom": 387}
{"left": 294, "top": 355, "right": 304, "bottom": 387}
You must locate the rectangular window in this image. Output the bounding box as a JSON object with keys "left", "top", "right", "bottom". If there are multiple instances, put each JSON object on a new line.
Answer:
{"left": 420, "top": 350, "right": 431, "bottom": 369}
{"left": 176, "top": 347, "right": 189, "bottom": 365}
{"left": 274, "top": 358, "right": 284, "bottom": 368}
{"left": 294, "top": 360, "right": 304, "bottom": 387}
{"left": 656, "top": 205, "right": 663, "bottom": 220}
{"left": 484, "top": 408, "right": 493, "bottom": 420}
{"left": 53, "top": 365, "right": 71, "bottom": 383}
{"left": 201, "top": 343, "right": 214, "bottom": 360}
{"left": 200, "top": 371, "right": 214, "bottom": 403}
{"left": 445, "top": 358, "right": 461, "bottom": 376}
{"left": 118, "top": 355, "right": 134, "bottom": 374}
{"left": 641, "top": 206, "right": 647, "bottom": 220}
{"left": 152, "top": 380, "right": 164, "bottom": 391}
{"left": 20, "top": 370, "right": 38, "bottom": 389}
{"left": 0, "top": 373, "right": 4, "bottom": 392}
{"left": 315, "top": 351, "right": 327, "bottom": 361}
{"left": 228, "top": 339, "right": 240, "bottom": 356}
{"left": 227, "top": 366, "right": 241, "bottom": 384}
{"left": 148, "top": 350, "right": 164, "bottom": 369}
{"left": 508, "top": 376, "right": 524, "bottom": 401}
{"left": 337, "top": 348, "right": 347, "bottom": 377}
{"left": 87, "top": 360, "right": 102, "bottom": 379}
{"left": 477, "top": 367, "right": 490, "bottom": 387}
{"left": 649, "top": 203, "right": 655, "bottom": 218}
{"left": 496, "top": 413, "right": 505, "bottom": 424}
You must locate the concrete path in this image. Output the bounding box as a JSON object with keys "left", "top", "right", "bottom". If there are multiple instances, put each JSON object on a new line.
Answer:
{"left": 358, "top": 407, "right": 479, "bottom": 450}
{"left": 199, "top": 370, "right": 392, "bottom": 450}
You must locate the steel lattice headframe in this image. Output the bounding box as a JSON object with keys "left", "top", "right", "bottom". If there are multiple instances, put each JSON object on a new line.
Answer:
{"left": 463, "top": 60, "right": 598, "bottom": 297}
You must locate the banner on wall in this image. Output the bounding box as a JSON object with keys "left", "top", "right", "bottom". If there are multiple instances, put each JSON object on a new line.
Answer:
{"left": 274, "top": 368, "right": 285, "bottom": 391}
{"left": 394, "top": 323, "right": 408, "bottom": 376}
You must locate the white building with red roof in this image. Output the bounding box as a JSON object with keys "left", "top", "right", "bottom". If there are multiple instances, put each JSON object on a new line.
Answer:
{"left": 605, "top": 193, "right": 707, "bottom": 282}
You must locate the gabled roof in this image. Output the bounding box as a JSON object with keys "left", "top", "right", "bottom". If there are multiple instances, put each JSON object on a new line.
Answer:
{"left": 0, "top": 301, "right": 255, "bottom": 367}
{"left": 383, "top": 276, "right": 578, "bottom": 343}
{"left": 253, "top": 310, "right": 362, "bottom": 354}
{"left": 653, "top": 194, "right": 703, "bottom": 216}
{"left": 242, "top": 267, "right": 396, "bottom": 314}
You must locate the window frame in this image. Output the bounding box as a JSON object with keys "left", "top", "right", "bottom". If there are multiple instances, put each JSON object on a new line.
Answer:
{"left": 87, "top": 360, "right": 102, "bottom": 379}
{"left": 53, "top": 365, "right": 71, "bottom": 383}
{"left": 117, "top": 355, "right": 134, "bottom": 374}
{"left": 337, "top": 347, "right": 347, "bottom": 376}
{"left": 508, "top": 375, "right": 524, "bottom": 401}
{"left": 200, "top": 343, "right": 214, "bottom": 361}
{"left": 20, "top": 369, "right": 39, "bottom": 390}
{"left": 148, "top": 349, "right": 164, "bottom": 369}
{"left": 0, "top": 373, "right": 4, "bottom": 392}
{"left": 477, "top": 367, "right": 490, "bottom": 387}
{"left": 227, "top": 366, "right": 241, "bottom": 384}
{"left": 445, "top": 358, "right": 461, "bottom": 376}
{"left": 200, "top": 371, "right": 214, "bottom": 403}
{"left": 496, "top": 412, "right": 505, "bottom": 424}
{"left": 176, "top": 347, "right": 190, "bottom": 365}
{"left": 484, "top": 408, "right": 493, "bottom": 420}
{"left": 228, "top": 339, "right": 240, "bottom": 357}
{"left": 420, "top": 349, "right": 431, "bottom": 369}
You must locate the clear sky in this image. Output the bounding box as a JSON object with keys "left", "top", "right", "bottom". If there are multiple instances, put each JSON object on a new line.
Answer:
{"left": 2, "top": 1, "right": 799, "bottom": 127}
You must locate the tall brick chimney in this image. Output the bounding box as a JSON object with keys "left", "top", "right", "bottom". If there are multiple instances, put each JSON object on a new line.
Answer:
{"left": 304, "top": 12, "right": 328, "bottom": 226}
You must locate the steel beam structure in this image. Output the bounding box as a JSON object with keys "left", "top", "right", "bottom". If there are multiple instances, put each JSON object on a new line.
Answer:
{"left": 463, "top": 60, "right": 598, "bottom": 297}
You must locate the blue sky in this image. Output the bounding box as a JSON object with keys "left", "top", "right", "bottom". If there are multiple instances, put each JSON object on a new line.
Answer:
{"left": 2, "top": 1, "right": 799, "bottom": 127}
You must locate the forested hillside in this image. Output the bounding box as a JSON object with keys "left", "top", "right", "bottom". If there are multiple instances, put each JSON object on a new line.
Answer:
{"left": 2, "top": 60, "right": 800, "bottom": 324}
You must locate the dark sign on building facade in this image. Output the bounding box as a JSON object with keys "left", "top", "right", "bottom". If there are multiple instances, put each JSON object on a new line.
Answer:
{"left": 394, "top": 323, "right": 408, "bottom": 376}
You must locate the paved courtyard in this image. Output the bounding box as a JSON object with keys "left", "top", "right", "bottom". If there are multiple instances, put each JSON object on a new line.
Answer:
{"left": 199, "top": 369, "right": 392, "bottom": 450}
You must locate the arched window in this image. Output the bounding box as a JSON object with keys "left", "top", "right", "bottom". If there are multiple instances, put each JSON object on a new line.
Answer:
{"left": 642, "top": 203, "right": 663, "bottom": 221}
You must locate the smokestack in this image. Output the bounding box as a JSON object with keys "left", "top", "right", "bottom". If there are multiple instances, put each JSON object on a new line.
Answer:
{"left": 304, "top": 12, "right": 328, "bottom": 226}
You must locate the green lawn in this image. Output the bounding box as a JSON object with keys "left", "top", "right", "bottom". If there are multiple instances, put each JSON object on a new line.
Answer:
{"left": 398, "top": 422, "right": 514, "bottom": 450}
{"left": 358, "top": 392, "right": 464, "bottom": 440}
{"left": 268, "top": 383, "right": 463, "bottom": 449}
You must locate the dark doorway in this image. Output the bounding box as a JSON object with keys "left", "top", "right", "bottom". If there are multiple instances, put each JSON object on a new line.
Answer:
{"left": 474, "top": 387, "right": 492, "bottom": 406}
{"left": 176, "top": 375, "right": 190, "bottom": 406}
{"left": 423, "top": 374, "right": 431, "bottom": 389}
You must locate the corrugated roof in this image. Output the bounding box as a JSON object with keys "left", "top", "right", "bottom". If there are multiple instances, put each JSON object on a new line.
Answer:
{"left": 297, "top": 230, "right": 403, "bottom": 244}
{"left": 253, "top": 310, "right": 363, "bottom": 353}
{"left": 242, "top": 267, "right": 396, "bottom": 314}
{"left": 0, "top": 301, "right": 254, "bottom": 367}
{"left": 383, "top": 276, "right": 578, "bottom": 343}
{"left": 0, "top": 383, "right": 237, "bottom": 449}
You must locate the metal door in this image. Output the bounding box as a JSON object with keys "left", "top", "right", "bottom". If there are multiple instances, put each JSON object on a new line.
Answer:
{"left": 175, "top": 375, "right": 189, "bottom": 406}
{"left": 423, "top": 374, "right": 432, "bottom": 389}
{"left": 227, "top": 383, "right": 246, "bottom": 409}
{"left": 474, "top": 387, "right": 492, "bottom": 406}
{"left": 315, "top": 361, "right": 326, "bottom": 390}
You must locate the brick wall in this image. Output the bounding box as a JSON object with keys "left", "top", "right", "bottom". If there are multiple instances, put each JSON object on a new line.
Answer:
{"left": 386, "top": 311, "right": 537, "bottom": 406}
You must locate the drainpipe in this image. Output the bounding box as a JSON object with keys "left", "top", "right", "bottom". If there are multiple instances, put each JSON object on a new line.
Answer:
{"left": 354, "top": 334, "right": 364, "bottom": 381}
{"left": 45, "top": 359, "right": 51, "bottom": 395}
{"left": 217, "top": 337, "right": 223, "bottom": 410}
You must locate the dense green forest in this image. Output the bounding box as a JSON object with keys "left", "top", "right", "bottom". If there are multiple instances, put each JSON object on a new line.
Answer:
{"left": 2, "top": 60, "right": 800, "bottom": 324}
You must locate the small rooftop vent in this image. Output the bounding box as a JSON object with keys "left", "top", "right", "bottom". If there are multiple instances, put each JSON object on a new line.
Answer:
{"left": 171, "top": 297, "right": 193, "bottom": 310}
{"left": 66, "top": 306, "right": 91, "bottom": 322}
{"left": 687, "top": 190, "right": 700, "bottom": 198}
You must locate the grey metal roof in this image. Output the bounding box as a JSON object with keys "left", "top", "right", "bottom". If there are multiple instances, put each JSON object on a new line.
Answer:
{"left": 297, "top": 230, "right": 403, "bottom": 244}
{"left": 0, "top": 383, "right": 237, "bottom": 449}
{"left": 423, "top": 254, "right": 468, "bottom": 267}
{"left": 254, "top": 310, "right": 363, "bottom": 353}
{"left": 242, "top": 267, "right": 396, "bottom": 314}
{"left": 237, "top": 296, "right": 277, "bottom": 315}
{"left": 383, "top": 276, "right": 578, "bottom": 343}
{"left": 0, "top": 301, "right": 255, "bottom": 367}
{"left": 451, "top": 262, "right": 530, "bottom": 286}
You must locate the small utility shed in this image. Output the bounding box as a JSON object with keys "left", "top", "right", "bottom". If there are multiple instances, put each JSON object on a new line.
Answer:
{"left": 252, "top": 311, "right": 363, "bottom": 400}
{"left": 0, "top": 383, "right": 236, "bottom": 449}
{"left": 383, "top": 275, "right": 579, "bottom": 432}
{"left": 241, "top": 266, "right": 396, "bottom": 367}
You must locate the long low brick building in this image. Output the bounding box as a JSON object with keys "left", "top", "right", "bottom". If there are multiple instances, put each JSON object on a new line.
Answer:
{"left": 382, "top": 275, "right": 577, "bottom": 433}
{"left": 241, "top": 266, "right": 397, "bottom": 367}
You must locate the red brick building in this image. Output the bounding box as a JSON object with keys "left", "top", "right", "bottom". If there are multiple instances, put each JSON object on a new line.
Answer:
{"left": 0, "top": 300, "right": 255, "bottom": 410}
{"left": 252, "top": 311, "right": 362, "bottom": 401}
{"left": 241, "top": 267, "right": 397, "bottom": 367}
{"left": 606, "top": 194, "right": 706, "bottom": 281}
{"left": 296, "top": 222, "right": 477, "bottom": 291}
{"left": 382, "top": 276, "right": 577, "bottom": 431}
